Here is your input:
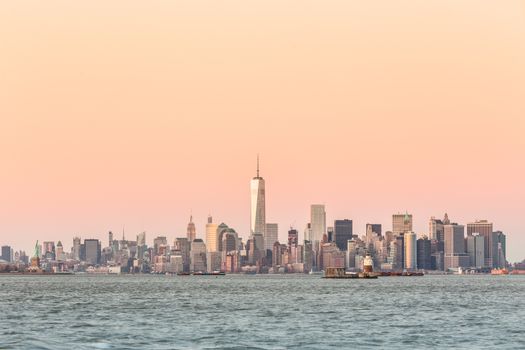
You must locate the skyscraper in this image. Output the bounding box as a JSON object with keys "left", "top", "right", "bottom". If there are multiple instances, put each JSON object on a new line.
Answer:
{"left": 467, "top": 220, "right": 493, "bottom": 267}
{"left": 251, "top": 233, "right": 265, "bottom": 264}
{"left": 416, "top": 237, "right": 432, "bottom": 270}
{"left": 43, "top": 241, "right": 55, "bottom": 260}
{"left": 56, "top": 241, "right": 64, "bottom": 261}
{"left": 265, "top": 223, "right": 278, "bottom": 252}
{"left": 444, "top": 224, "right": 469, "bottom": 270}
{"left": 288, "top": 228, "right": 299, "bottom": 250}
{"left": 136, "top": 232, "right": 146, "bottom": 246}
{"left": 389, "top": 235, "right": 404, "bottom": 270}
{"left": 84, "top": 239, "right": 101, "bottom": 265}
{"left": 72, "top": 237, "right": 81, "bottom": 260}
{"left": 466, "top": 234, "right": 485, "bottom": 268}
{"left": 205, "top": 215, "right": 218, "bottom": 252}
{"left": 153, "top": 236, "right": 167, "bottom": 255}
{"left": 365, "top": 223, "right": 381, "bottom": 247}
{"left": 327, "top": 227, "right": 334, "bottom": 242}
{"left": 334, "top": 219, "right": 353, "bottom": 251}
{"left": 366, "top": 224, "right": 382, "bottom": 236}
{"left": 190, "top": 239, "right": 207, "bottom": 272}
{"left": 310, "top": 204, "right": 326, "bottom": 243}
{"left": 429, "top": 216, "right": 445, "bottom": 242}
{"left": 187, "top": 215, "right": 196, "bottom": 242}
{"left": 404, "top": 232, "right": 417, "bottom": 270}
{"left": 175, "top": 237, "right": 191, "bottom": 272}
{"left": 304, "top": 223, "right": 312, "bottom": 242}
{"left": 1, "top": 246, "right": 11, "bottom": 262}
{"left": 347, "top": 240, "right": 357, "bottom": 269}
{"left": 492, "top": 231, "right": 506, "bottom": 268}
{"left": 393, "top": 212, "right": 412, "bottom": 236}
{"left": 250, "top": 156, "right": 266, "bottom": 240}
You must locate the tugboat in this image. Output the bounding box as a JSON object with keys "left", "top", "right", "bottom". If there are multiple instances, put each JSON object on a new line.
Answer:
{"left": 323, "top": 255, "right": 378, "bottom": 279}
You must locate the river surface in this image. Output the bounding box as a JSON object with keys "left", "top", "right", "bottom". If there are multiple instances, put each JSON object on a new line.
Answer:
{"left": 0, "top": 274, "right": 524, "bottom": 349}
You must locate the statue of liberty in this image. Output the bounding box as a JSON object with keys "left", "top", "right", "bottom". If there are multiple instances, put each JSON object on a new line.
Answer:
{"left": 34, "top": 240, "right": 41, "bottom": 258}
{"left": 29, "top": 240, "right": 42, "bottom": 270}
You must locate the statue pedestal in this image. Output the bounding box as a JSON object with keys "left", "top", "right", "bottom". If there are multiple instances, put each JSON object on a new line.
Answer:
{"left": 30, "top": 257, "right": 40, "bottom": 268}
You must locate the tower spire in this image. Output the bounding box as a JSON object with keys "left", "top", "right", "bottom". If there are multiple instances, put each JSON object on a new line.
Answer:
{"left": 257, "top": 154, "right": 260, "bottom": 178}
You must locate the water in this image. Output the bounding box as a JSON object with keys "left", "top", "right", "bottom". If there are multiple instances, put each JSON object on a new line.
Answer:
{"left": 0, "top": 274, "right": 524, "bottom": 349}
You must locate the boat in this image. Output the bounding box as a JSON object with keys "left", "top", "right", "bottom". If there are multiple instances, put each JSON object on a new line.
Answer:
{"left": 491, "top": 268, "right": 509, "bottom": 275}
{"left": 323, "top": 267, "right": 378, "bottom": 279}
{"left": 190, "top": 271, "right": 225, "bottom": 276}
{"left": 209, "top": 271, "right": 226, "bottom": 276}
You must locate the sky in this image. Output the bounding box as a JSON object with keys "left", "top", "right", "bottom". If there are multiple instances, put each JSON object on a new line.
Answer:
{"left": 1, "top": 1, "right": 524, "bottom": 262}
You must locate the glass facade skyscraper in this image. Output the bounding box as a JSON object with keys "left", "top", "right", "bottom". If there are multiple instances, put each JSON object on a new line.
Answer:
{"left": 310, "top": 205, "right": 326, "bottom": 243}
{"left": 250, "top": 156, "right": 266, "bottom": 241}
{"left": 334, "top": 219, "right": 353, "bottom": 251}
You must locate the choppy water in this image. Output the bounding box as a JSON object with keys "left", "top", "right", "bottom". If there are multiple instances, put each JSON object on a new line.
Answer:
{"left": 0, "top": 274, "right": 524, "bottom": 349}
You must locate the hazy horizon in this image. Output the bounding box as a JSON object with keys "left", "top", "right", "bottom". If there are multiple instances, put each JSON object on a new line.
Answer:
{"left": 1, "top": 1, "right": 524, "bottom": 261}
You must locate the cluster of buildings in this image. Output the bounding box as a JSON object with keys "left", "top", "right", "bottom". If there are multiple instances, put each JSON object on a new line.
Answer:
{"left": 0, "top": 159, "right": 513, "bottom": 274}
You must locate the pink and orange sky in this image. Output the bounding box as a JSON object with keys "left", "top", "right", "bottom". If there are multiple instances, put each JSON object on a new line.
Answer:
{"left": 1, "top": 1, "right": 524, "bottom": 261}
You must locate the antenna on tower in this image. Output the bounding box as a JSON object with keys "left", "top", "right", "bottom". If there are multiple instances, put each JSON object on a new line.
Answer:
{"left": 257, "top": 153, "right": 260, "bottom": 178}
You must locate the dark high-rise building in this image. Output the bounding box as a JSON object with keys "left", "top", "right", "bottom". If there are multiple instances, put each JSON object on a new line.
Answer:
{"left": 327, "top": 227, "right": 334, "bottom": 242}
{"left": 73, "top": 237, "right": 81, "bottom": 261}
{"left": 288, "top": 229, "right": 298, "bottom": 250}
{"left": 84, "top": 239, "right": 101, "bottom": 265}
{"left": 466, "top": 234, "right": 485, "bottom": 268}
{"left": 1, "top": 246, "right": 12, "bottom": 262}
{"left": 334, "top": 219, "right": 353, "bottom": 251}
{"left": 492, "top": 231, "right": 506, "bottom": 268}
{"left": 303, "top": 240, "right": 314, "bottom": 272}
{"left": 416, "top": 238, "right": 432, "bottom": 270}
{"left": 366, "top": 224, "right": 382, "bottom": 236}
{"left": 250, "top": 233, "right": 265, "bottom": 265}
{"left": 80, "top": 243, "right": 86, "bottom": 262}
{"left": 431, "top": 240, "right": 445, "bottom": 271}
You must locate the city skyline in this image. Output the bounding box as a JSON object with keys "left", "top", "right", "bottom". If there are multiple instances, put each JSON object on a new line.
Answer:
{"left": 1, "top": 2, "right": 524, "bottom": 349}
{"left": 0, "top": 155, "right": 521, "bottom": 262}
{"left": 0, "top": 172, "right": 519, "bottom": 263}
{"left": 1, "top": 1, "right": 524, "bottom": 262}
{"left": 0, "top": 154, "right": 522, "bottom": 262}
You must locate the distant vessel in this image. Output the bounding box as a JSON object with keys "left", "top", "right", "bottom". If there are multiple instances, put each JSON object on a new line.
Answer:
{"left": 176, "top": 271, "right": 225, "bottom": 276}
{"left": 363, "top": 255, "right": 374, "bottom": 273}
{"left": 323, "top": 267, "right": 378, "bottom": 279}
{"left": 491, "top": 268, "right": 509, "bottom": 275}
